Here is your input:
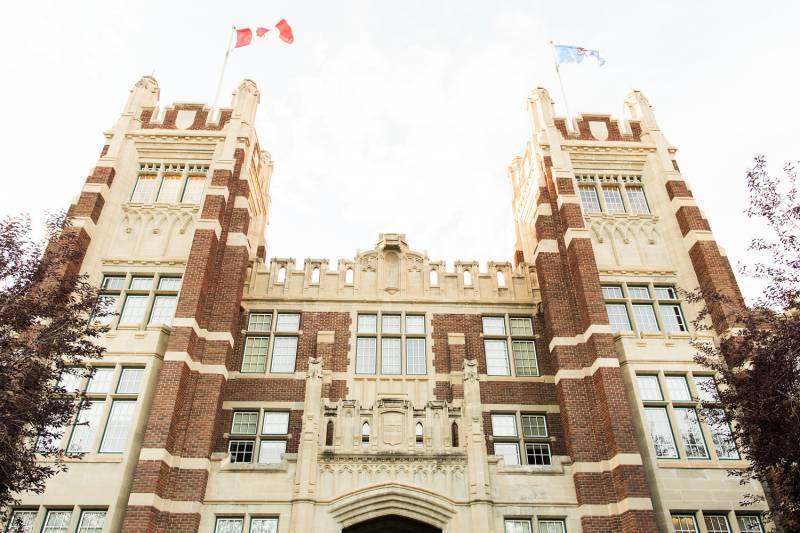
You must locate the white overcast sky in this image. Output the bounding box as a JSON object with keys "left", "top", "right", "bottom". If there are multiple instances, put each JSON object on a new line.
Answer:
{"left": 1, "top": 1, "right": 797, "bottom": 302}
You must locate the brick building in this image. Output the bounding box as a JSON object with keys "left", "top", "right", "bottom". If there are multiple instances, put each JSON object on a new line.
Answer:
{"left": 7, "top": 77, "right": 769, "bottom": 533}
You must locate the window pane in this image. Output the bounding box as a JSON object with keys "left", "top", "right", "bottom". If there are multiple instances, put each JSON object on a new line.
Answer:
{"left": 93, "top": 294, "right": 119, "bottom": 325}
{"left": 525, "top": 443, "right": 552, "bottom": 465}
{"left": 100, "top": 400, "right": 136, "bottom": 452}
{"left": 628, "top": 286, "right": 650, "bottom": 299}
{"left": 380, "top": 338, "right": 401, "bottom": 374}
{"left": 405, "top": 315, "right": 425, "bottom": 334}
{"left": 704, "top": 515, "right": 731, "bottom": 533}
{"left": 645, "top": 407, "right": 678, "bottom": 458}
{"left": 248, "top": 313, "right": 272, "bottom": 332}
{"left": 627, "top": 187, "right": 650, "bottom": 213}
{"left": 131, "top": 175, "right": 158, "bottom": 203}
{"left": 510, "top": 317, "right": 533, "bottom": 336}
{"left": 603, "top": 187, "right": 626, "bottom": 213}
{"left": 579, "top": 185, "right": 601, "bottom": 212}
{"left": 504, "top": 519, "right": 532, "bottom": 533}
{"left": 270, "top": 337, "right": 298, "bottom": 373}
{"left": 512, "top": 341, "right": 539, "bottom": 376}
{"left": 494, "top": 443, "right": 520, "bottom": 465}
{"left": 482, "top": 316, "right": 505, "bottom": 335}
{"left": 655, "top": 286, "right": 678, "bottom": 300}
{"left": 87, "top": 368, "right": 115, "bottom": 393}
{"left": 67, "top": 400, "right": 105, "bottom": 452}
{"left": 119, "top": 295, "right": 148, "bottom": 324}
{"left": 228, "top": 440, "right": 254, "bottom": 463}
{"left": 102, "top": 276, "right": 125, "bottom": 290}
{"left": 737, "top": 516, "right": 764, "bottom": 533}
{"left": 709, "top": 409, "right": 739, "bottom": 459}
{"left": 250, "top": 518, "right": 279, "bottom": 533}
{"left": 158, "top": 277, "right": 182, "bottom": 291}
{"left": 181, "top": 176, "right": 205, "bottom": 204}
{"left": 156, "top": 174, "right": 182, "bottom": 203}
{"left": 149, "top": 295, "right": 177, "bottom": 326}
{"left": 275, "top": 313, "right": 300, "bottom": 332}
{"left": 381, "top": 314, "right": 401, "bottom": 333}
{"left": 666, "top": 375, "right": 691, "bottom": 401}
{"left": 241, "top": 337, "right": 268, "bottom": 373}
{"left": 129, "top": 277, "right": 153, "bottom": 290}
{"left": 521, "top": 415, "right": 547, "bottom": 437}
{"left": 77, "top": 511, "right": 106, "bottom": 533}
{"left": 606, "top": 303, "right": 631, "bottom": 332}
{"left": 215, "top": 517, "right": 244, "bottom": 533}
{"left": 484, "top": 340, "right": 510, "bottom": 376}
{"left": 694, "top": 376, "right": 719, "bottom": 402}
{"left": 632, "top": 304, "right": 659, "bottom": 332}
{"left": 262, "top": 412, "right": 290, "bottom": 435}
{"left": 491, "top": 414, "right": 517, "bottom": 437}
{"left": 660, "top": 304, "right": 687, "bottom": 333}
{"left": 258, "top": 440, "right": 287, "bottom": 463}
{"left": 357, "top": 314, "right": 377, "bottom": 333}
{"left": 42, "top": 510, "right": 71, "bottom": 533}
{"left": 636, "top": 375, "right": 663, "bottom": 401}
{"left": 675, "top": 408, "right": 709, "bottom": 458}
{"left": 672, "top": 515, "right": 698, "bottom": 533}
{"left": 406, "top": 338, "right": 426, "bottom": 375}
{"left": 602, "top": 285, "right": 624, "bottom": 299}
{"left": 356, "top": 337, "right": 377, "bottom": 374}
{"left": 59, "top": 369, "right": 82, "bottom": 394}
{"left": 7, "top": 510, "right": 36, "bottom": 533}
{"left": 231, "top": 412, "right": 259, "bottom": 434}
{"left": 538, "top": 520, "right": 566, "bottom": 533}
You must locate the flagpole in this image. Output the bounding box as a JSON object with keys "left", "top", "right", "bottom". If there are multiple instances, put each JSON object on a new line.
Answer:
{"left": 549, "top": 41, "right": 572, "bottom": 128}
{"left": 212, "top": 26, "right": 236, "bottom": 115}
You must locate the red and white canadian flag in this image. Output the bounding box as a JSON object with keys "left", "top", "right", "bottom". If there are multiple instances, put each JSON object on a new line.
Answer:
{"left": 235, "top": 19, "right": 293, "bottom": 48}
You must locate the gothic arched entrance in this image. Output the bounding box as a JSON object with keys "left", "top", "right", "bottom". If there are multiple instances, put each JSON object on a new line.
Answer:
{"left": 342, "top": 515, "right": 441, "bottom": 533}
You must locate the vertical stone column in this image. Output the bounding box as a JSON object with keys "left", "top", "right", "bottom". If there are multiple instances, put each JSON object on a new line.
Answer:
{"left": 461, "top": 357, "right": 494, "bottom": 532}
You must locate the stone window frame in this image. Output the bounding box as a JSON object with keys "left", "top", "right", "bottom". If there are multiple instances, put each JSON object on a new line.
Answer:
{"left": 635, "top": 371, "right": 739, "bottom": 463}
{"left": 353, "top": 311, "right": 428, "bottom": 376}
{"left": 96, "top": 273, "right": 182, "bottom": 331}
{"left": 601, "top": 282, "right": 688, "bottom": 336}
{"left": 668, "top": 511, "right": 764, "bottom": 533}
{"left": 129, "top": 161, "right": 209, "bottom": 205}
{"left": 490, "top": 411, "right": 552, "bottom": 467}
{"left": 226, "top": 408, "right": 291, "bottom": 464}
{"left": 5, "top": 505, "right": 108, "bottom": 532}
{"left": 241, "top": 311, "right": 301, "bottom": 374}
{"left": 213, "top": 515, "right": 280, "bottom": 533}
{"left": 49, "top": 364, "right": 145, "bottom": 456}
{"left": 481, "top": 314, "right": 539, "bottom": 377}
{"left": 575, "top": 173, "right": 651, "bottom": 215}
{"left": 503, "top": 517, "right": 567, "bottom": 533}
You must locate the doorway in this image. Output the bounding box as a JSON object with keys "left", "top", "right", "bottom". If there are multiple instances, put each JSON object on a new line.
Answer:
{"left": 342, "top": 515, "right": 442, "bottom": 533}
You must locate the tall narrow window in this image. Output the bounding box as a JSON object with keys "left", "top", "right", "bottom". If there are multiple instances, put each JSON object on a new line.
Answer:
{"left": 644, "top": 407, "right": 678, "bottom": 458}
{"left": 345, "top": 268, "right": 354, "bottom": 284}
{"left": 130, "top": 174, "right": 158, "bottom": 203}
{"left": 361, "top": 422, "right": 370, "bottom": 445}
{"left": 7, "top": 510, "right": 36, "bottom": 533}
{"left": 665, "top": 375, "right": 691, "bottom": 401}
{"left": 496, "top": 270, "right": 506, "bottom": 287}
{"left": 380, "top": 338, "right": 401, "bottom": 374}
{"left": 463, "top": 270, "right": 472, "bottom": 286}
{"left": 406, "top": 338, "right": 426, "bottom": 375}
{"left": 325, "top": 420, "right": 334, "bottom": 446}
{"left": 429, "top": 269, "right": 438, "bottom": 285}
{"left": 67, "top": 400, "right": 105, "bottom": 452}
{"left": 270, "top": 337, "right": 298, "bottom": 373}
{"left": 491, "top": 414, "right": 520, "bottom": 465}
{"left": 119, "top": 295, "right": 148, "bottom": 324}
{"left": 660, "top": 304, "right": 687, "bottom": 332}
{"left": 637, "top": 376, "right": 663, "bottom": 401}
{"left": 277, "top": 267, "right": 286, "bottom": 283}
{"left": 259, "top": 411, "right": 289, "bottom": 463}
{"left": 626, "top": 186, "right": 650, "bottom": 213}
{"left": 149, "top": 295, "right": 177, "bottom": 326}
{"left": 603, "top": 187, "right": 626, "bottom": 213}
{"left": 484, "top": 339, "right": 510, "bottom": 376}
{"left": 578, "top": 185, "right": 601, "bottom": 212}
{"left": 181, "top": 176, "right": 205, "bottom": 204}
{"left": 708, "top": 409, "right": 739, "bottom": 459}
{"left": 415, "top": 422, "right": 424, "bottom": 447}
{"left": 156, "top": 174, "right": 182, "bottom": 203}
{"left": 451, "top": 422, "right": 459, "bottom": 447}
{"left": 737, "top": 516, "right": 764, "bottom": 533}
{"left": 42, "top": 510, "right": 71, "bottom": 533}
{"left": 674, "top": 408, "right": 709, "bottom": 458}
{"left": 311, "top": 267, "right": 320, "bottom": 283}
{"left": 356, "top": 337, "right": 377, "bottom": 374}
{"left": 512, "top": 340, "right": 538, "bottom": 376}
{"left": 632, "top": 304, "right": 660, "bottom": 332}
{"left": 100, "top": 400, "right": 136, "bottom": 452}
{"left": 605, "top": 303, "right": 631, "bottom": 333}
{"left": 242, "top": 337, "right": 269, "bottom": 373}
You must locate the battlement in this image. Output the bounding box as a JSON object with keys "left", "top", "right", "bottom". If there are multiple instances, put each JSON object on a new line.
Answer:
{"left": 554, "top": 113, "right": 642, "bottom": 142}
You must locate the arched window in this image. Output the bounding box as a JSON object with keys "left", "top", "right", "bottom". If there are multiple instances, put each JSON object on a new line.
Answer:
{"left": 463, "top": 270, "right": 472, "bottom": 286}
{"left": 277, "top": 266, "right": 286, "bottom": 283}
{"left": 415, "top": 422, "right": 424, "bottom": 447}
{"left": 345, "top": 268, "right": 354, "bottom": 284}
{"left": 361, "top": 422, "right": 370, "bottom": 445}
{"left": 325, "top": 420, "right": 334, "bottom": 446}
{"left": 451, "top": 422, "right": 459, "bottom": 448}
{"left": 496, "top": 270, "right": 506, "bottom": 287}
{"left": 311, "top": 267, "right": 320, "bottom": 283}
{"left": 429, "top": 269, "right": 438, "bottom": 286}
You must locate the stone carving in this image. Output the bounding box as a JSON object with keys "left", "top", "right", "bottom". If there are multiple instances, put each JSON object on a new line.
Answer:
{"left": 360, "top": 253, "right": 377, "bottom": 272}
{"left": 109, "top": 204, "right": 197, "bottom": 260}
{"left": 463, "top": 359, "right": 479, "bottom": 382}
{"left": 308, "top": 357, "right": 323, "bottom": 380}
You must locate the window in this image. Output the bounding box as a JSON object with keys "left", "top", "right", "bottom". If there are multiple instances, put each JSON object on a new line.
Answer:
{"left": 87, "top": 368, "right": 114, "bottom": 393}
{"left": 603, "top": 187, "right": 626, "bottom": 213}
{"left": 632, "top": 304, "right": 659, "bottom": 332}
{"left": 482, "top": 316, "right": 505, "bottom": 335}
{"left": 311, "top": 267, "right": 320, "bottom": 283}
{"left": 578, "top": 185, "right": 601, "bottom": 213}
{"left": 215, "top": 518, "right": 244, "bottom": 533}
{"left": 693, "top": 376, "right": 719, "bottom": 403}
{"left": 149, "top": 295, "right": 177, "bottom": 326}
{"left": 345, "top": 268, "right": 354, "bottom": 284}
{"left": 232, "top": 412, "right": 259, "bottom": 434}
{"left": 76, "top": 511, "right": 106, "bottom": 533}
{"left": 129, "top": 277, "right": 153, "bottom": 290}
{"left": 119, "top": 295, "right": 148, "bottom": 324}
{"left": 708, "top": 409, "right": 739, "bottom": 459}
{"left": 259, "top": 441, "right": 287, "bottom": 464}
{"left": 504, "top": 520, "right": 532, "bottom": 533}
{"left": 538, "top": 520, "right": 566, "bottom": 533}
{"left": 228, "top": 410, "right": 290, "bottom": 464}
{"left": 666, "top": 376, "right": 691, "bottom": 401}
{"left": 512, "top": 341, "right": 539, "bottom": 376}
{"left": 484, "top": 315, "right": 538, "bottom": 377}
{"left": 429, "top": 269, "right": 438, "bottom": 286}
{"left": 101, "top": 274, "right": 181, "bottom": 328}
{"left": 497, "top": 270, "right": 506, "bottom": 287}
{"left": 510, "top": 317, "right": 533, "bottom": 336}
{"left": 356, "top": 337, "right": 377, "bottom": 374}
{"left": 736, "top": 515, "right": 763, "bottom": 533}
{"left": 42, "top": 510, "right": 71, "bottom": 533}
{"left": 58, "top": 369, "right": 82, "bottom": 394}
{"left": 100, "top": 401, "right": 136, "bottom": 452}
{"left": 704, "top": 515, "right": 731, "bottom": 533}
{"left": 275, "top": 313, "right": 300, "bottom": 332}
{"left": 243, "top": 312, "right": 300, "bottom": 374}
{"left": 407, "top": 338, "right": 426, "bottom": 375}
{"left": 250, "top": 518, "right": 279, "bottom": 533}
{"left": 655, "top": 286, "right": 678, "bottom": 300}
{"left": 361, "top": 422, "right": 370, "bottom": 445}
{"left": 355, "top": 312, "right": 427, "bottom": 375}
{"left": 672, "top": 514, "right": 698, "bottom": 532}
{"left": 463, "top": 270, "right": 473, "bottom": 286}
{"left": 101, "top": 276, "right": 125, "bottom": 290}
{"left": 637, "top": 375, "right": 663, "bottom": 401}
{"left": 675, "top": 408, "right": 709, "bottom": 458}
{"left": 357, "top": 314, "right": 377, "bottom": 333}
{"left": 603, "top": 283, "right": 686, "bottom": 335}
{"left": 644, "top": 407, "right": 678, "bottom": 458}
{"left": 381, "top": 338, "right": 401, "bottom": 374}
{"left": 270, "top": 337, "right": 298, "bottom": 373}
{"left": 628, "top": 286, "right": 650, "bottom": 299}
{"left": 406, "top": 315, "right": 425, "bottom": 334}
{"left": 492, "top": 412, "right": 551, "bottom": 466}
{"left": 415, "top": 422, "right": 424, "bottom": 446}
{"left": 242, "top": 337, "right": 269, "bottom": 373}
{"left": 67, "top": 400, "right": 105, "bottom": 452}
{"left": 382, "top": 314, "right": 401, "bottom": 333}
{"left": 6, "top": 510, "right": 35, "bottom": 533}
{"left": 605, "top": 303, "right": 632, "bottom": 332}
{"left": 276, "top": 267, "right": 286, "bottom": 283}
{"left": 627, "top": 186, "right": 650, "bottom": 213}
{"left": 484, "top": 340, "right": 510, "bottom": 376}
{"left": 451, "top": 422, "right": 459, "bottom": 447}
{"left": 661, "top": 304, "right": 688, "bottom": 332}
{"left": 248, "top": 313, "right": 272, "bottom": 332}
{"left": 130, "top": 163, "right": 209, "bottom": 205}
{"left": 262, "top": 412, "right": 290, "bottom": 434}
{"left": 602, "top": 285, "right": 623, "bottom": 299}
{"left": 228, "top": 440, "right": 254, "bottom": 463}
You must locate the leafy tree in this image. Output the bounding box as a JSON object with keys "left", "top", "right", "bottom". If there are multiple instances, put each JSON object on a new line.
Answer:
{"left": 0, "top": 213, "right": 108, "bottom": 523}
{"left": 690, "top": 157, "right": 800, "bottom": 531}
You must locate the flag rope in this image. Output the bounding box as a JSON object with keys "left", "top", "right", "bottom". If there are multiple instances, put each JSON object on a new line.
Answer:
{"left": 549, "top": 40, "right": 572, "bottom": 129}
{"left": 212, "top": 26, "right": 236, "bottom": 115}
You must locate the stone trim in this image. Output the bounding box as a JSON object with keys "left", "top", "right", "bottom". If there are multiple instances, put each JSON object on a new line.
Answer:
{"left": 194, "top": 219, "right": 222, "bottom": 239}
{"left": 576, "top": 496, "right": 654, "bottom": 516}
{"left": 163, "top": 351, "right": 229, "bottom": 377}
{"left": 554, "top": 357, "right": 620, "bottom": 384}
{"left": 127, "top": 493, "right": 203, "bottom": 514}
{"left": 563, "top": 228, "right": 591, "bottom": 248}
{"left": 138, "top": 448, "right": 212, "bottom": 470}
{"left": 571, "top": 453, "right": 643, "bottom": 473}
{"left": 170, "top": 317, "right": 235, "bottom": 346}
{"left": 548, "top": 324, "right": 613, "bottom": 352}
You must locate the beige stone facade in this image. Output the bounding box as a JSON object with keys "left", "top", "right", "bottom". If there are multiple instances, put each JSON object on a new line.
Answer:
{"left": 7, "top": 78, "right": 768, "bottom": 533}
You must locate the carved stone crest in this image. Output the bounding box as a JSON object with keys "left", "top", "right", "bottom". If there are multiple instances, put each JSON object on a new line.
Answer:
{"left": 307, "top": 357, "right": 323, "bottom": 380}
{"left": 463, "top": 359, "right": 479, "bottom": 383}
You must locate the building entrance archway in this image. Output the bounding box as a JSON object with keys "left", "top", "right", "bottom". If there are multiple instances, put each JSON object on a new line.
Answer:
{"left": 342, "top": 515, "right": 441, "bottom": 533}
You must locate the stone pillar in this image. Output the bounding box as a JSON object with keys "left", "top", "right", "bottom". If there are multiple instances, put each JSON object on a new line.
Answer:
{"left": 461, "top": 357, "right": 494, "bottom": 532}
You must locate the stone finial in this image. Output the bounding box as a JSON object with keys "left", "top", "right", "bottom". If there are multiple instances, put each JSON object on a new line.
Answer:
{"left": 528, "top": 87, "right": 556, "bottom": 130}
{"left": 625, "top": 90, "right": 659, "bottom": 132}
{"left": 125, "top": 75, "right": 160, "bottom": 115}
{"left": 232, "top": 79, "right": 261, "bottom": 124}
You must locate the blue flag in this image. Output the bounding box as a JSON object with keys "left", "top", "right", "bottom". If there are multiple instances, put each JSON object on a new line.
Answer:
{"left": 554, "top": 44, "right": 606, "bottom": 67}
